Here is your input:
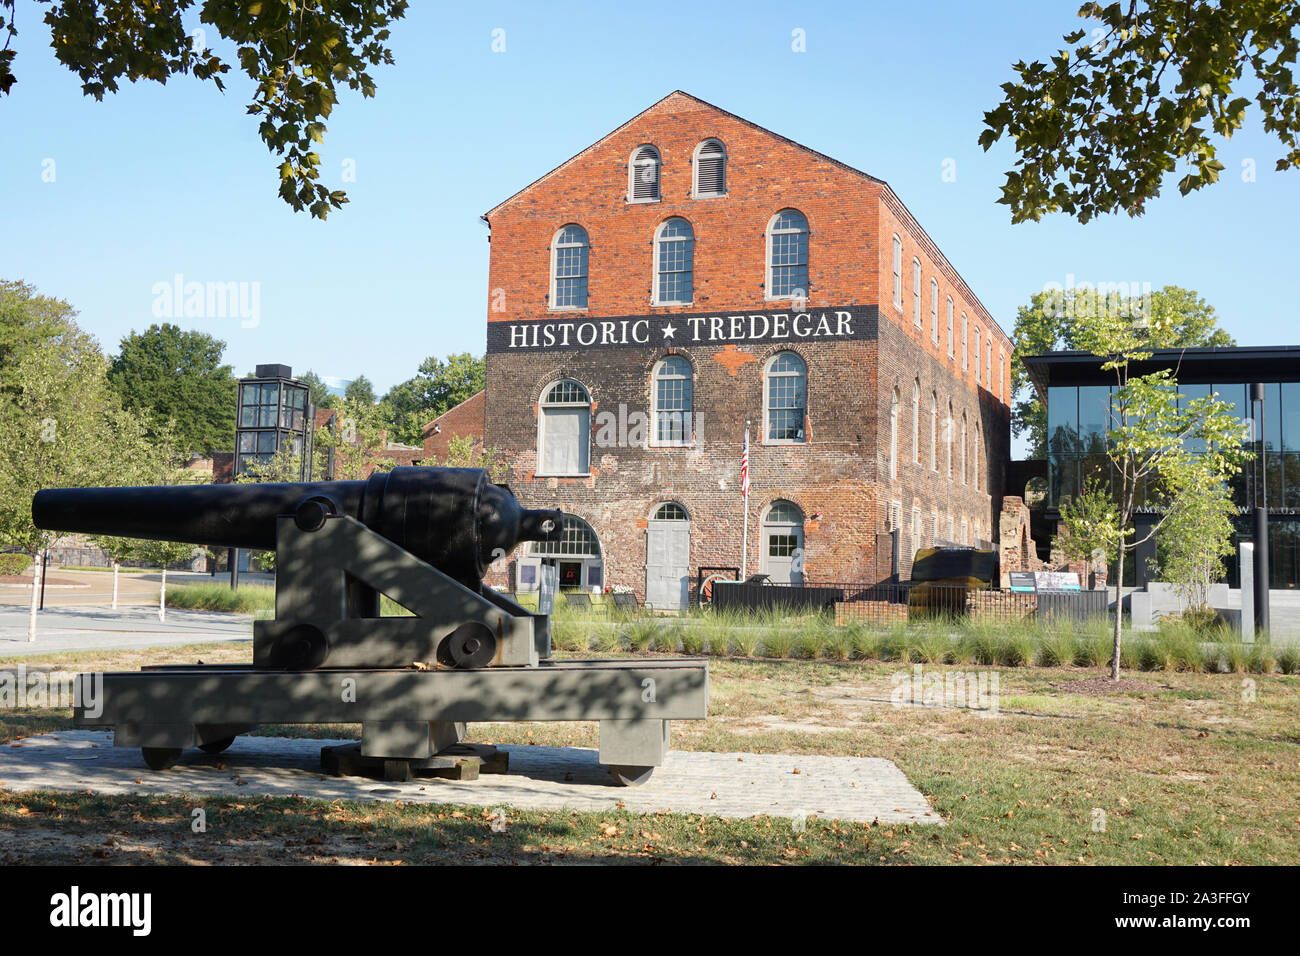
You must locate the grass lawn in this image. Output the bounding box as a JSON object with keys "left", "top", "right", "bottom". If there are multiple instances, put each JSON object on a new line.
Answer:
{"left": 1, "top": 643, "right": 1297, "bottom": 865}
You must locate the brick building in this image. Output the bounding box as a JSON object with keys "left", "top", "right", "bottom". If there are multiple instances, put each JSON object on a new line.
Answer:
{"left": 482, "top": 92, "right": 1012, "bottom": 607}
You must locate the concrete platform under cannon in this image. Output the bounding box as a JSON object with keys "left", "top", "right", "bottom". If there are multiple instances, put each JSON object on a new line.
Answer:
{"left": 0, "top": 731, "right": 941, "bottom": 826}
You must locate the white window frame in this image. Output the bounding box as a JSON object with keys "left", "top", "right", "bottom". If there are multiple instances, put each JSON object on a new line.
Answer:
{"left": 891, "top": 235, "right": 903, "bottom": 311}
{"left": 627, "top": 144, "right": 661, "bottom": 203}
{"left": 929, "top": 391, "right": 938, "bottom": 471}
{"left": 961, "top": 312, "right": 968, "bottom": 370}
{"left": 961, "top": 412, "right": 968, "bottom": 486}
{"left": 930, "top": 279, "right": 939, "bottom": 344}
{"left": 536, "top": 379, "right": 592, "bottom": 477}
{"left": 889, "top": 386, "right": 900, "bottom": 479}
{"left": 946, "top": 401, "right": 954, "bottom": 478}
{"left": 912, "top": 381, "right": 920, "bottom": 465}
{"left": 549, "top": 224, "right": 589, "bottom": 312}
{"left": 765, "top": 209, "right": 809, "bottom": 302}
{"left": 650, "top": 355, "right": 694, "bottom": 447}
{"left": 912, "top": 259, "right": 922, "bottom": 327}
{"left": 692, "top": 139, "right": 727, "bottom": 198}
{"left": 764, "top": 351, "right": 807, "bottom": 445}
{"left": 987, "top": 340, "right": 994, "bottom": 390}
{"left": 946, "top": 297, "right": 955, "bottom": 358}
{"left": 974, "top": 327, "right": 982, "bottom": 383}
{"left": 652, "top": 217, "right": 694, "bottom": 307}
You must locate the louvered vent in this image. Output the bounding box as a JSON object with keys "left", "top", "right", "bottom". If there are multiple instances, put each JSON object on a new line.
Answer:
{"left": 695, "top": 140, "right": 726, "bottom": 196}
{"left": 631, "top": 146, "right": 660, "bottom": 201}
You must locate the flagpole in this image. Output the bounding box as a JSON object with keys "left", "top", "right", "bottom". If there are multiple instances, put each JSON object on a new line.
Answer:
{"left": 741, "top": 422, "right": 750, "bottom": 580}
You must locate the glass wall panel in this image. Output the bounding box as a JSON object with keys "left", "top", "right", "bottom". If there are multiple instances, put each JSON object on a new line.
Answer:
{"left": 1050, "top": 455, "right": 1079, "bottom": 505}
{"left": 1077, "top": 385, "right": 1111, "bottom": 455}
{"left": 1272, "top": 519, "right": 1300, "bottom": 590}
{"left": 1047, "top": 387, "right": 1078, "bottom": 454}
{"left": 1282, "top": 383, "right": 1300, "bottom": 452}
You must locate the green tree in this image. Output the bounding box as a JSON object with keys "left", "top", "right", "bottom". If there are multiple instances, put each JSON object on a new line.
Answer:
{"left": 0, "top": 282, "right": 177, "bottom": 639}
{"left": 981, "top": 1, "right": 1300, "bottom": 223}
{"left": 297, "top": 369, "right": 331, "bottom": 411}
{"left": 0, "top": 1, "right": 409, "bottom": 218}
{"left": 314, "top": 398, "right": 393, "bottom": 481}
{"left": 344, "top": 374, "right": 376, "bottom": 408}
{"left": 1058, "top": 308, "right": 1249, "bottom": 679}
{"left": 1156, "top": 473, "right": 1240, "bottom": 611}
{"left": 1012, "top": 285, "right": 1234, "bottom": 457}
{"left": 437, "top": 434, "right": 510, "bottom": 483}
{"left": 382, "top": 353, "right": 486, "bottom": 446}
{"left": 107, "top": 323, "right": 238, "bottom": 456}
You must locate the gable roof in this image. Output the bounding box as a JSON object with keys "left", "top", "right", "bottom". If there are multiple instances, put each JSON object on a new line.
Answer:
{"left": 480, "top": 90, "right": 1007, "bottom": 342}
{"left": 482, "top": 90, "right": 885, "bottom": 220}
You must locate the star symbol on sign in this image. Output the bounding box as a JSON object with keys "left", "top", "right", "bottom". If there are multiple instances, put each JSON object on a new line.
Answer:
{"left": 662, "top": 323, "right": 676, "bottom": 339}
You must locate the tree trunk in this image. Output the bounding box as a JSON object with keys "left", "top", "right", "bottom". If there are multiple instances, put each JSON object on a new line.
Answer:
{"left": 158, "top": 566, "right": 167, "bottom": 623}
{"left": 1111, "top": 548, "right": 1124, "bottom": 681}
{"left": 27, "top": 549, "right": 42, "bottom": 642}
{"left": 112, "top": 562, "right": 119, "bottom": 611}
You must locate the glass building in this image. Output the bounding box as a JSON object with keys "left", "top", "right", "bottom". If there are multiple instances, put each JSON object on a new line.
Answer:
{"left": 1022, "top": 347, "right": 1300, "bottom": 589}
{"left": 234, "top": 364, "right": 315, "bottom": 479}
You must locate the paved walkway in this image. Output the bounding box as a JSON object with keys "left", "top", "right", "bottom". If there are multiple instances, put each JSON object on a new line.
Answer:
{"left": 0, "top": 606, "right": 252, "bottom": 657}
{"left": 0, "top": 731, "right": 941, "bottom": 825}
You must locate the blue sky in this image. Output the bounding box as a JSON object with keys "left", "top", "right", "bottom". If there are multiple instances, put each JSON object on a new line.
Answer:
{"left": 3, "top": 0, "right": 1295, "bottom": 455}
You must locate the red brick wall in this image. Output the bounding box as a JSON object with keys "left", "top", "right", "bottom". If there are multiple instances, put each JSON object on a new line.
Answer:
{"left": 481, "top": 92, "right": 1010, "bottom": 598}
{"left": 422, "top": 390, "right": 486, "bottom": 460}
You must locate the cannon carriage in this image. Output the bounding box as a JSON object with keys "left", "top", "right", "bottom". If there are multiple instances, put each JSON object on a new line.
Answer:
{"left": 33, "top": 467, "right": 708, "bottom": 786}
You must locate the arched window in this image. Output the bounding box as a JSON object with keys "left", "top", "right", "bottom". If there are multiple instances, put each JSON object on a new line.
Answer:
{"left": 961, "top": 412, "right": 968, "bottom": 485}
{"left": 767, "top": 209, "right": 809, "bottom": 300}
{"left": 693, "top": 139, "right": 726, "bottom": 197}
{"left": 551, "top": 225, "right": 589, "bottom": 310}
{"left": 538, "top": 379, "right": 591, "bottom": 476}
{"left": 654, "top": 218, "right": 694, "bottom": 305}
{"left": 652, "top": 355, "right": 693, "bottom": 445}
{"left": 961, "top": 312, "right": 968, "bottom": 370}
{"left": 529, "top": 514, "right": 601, "bottom": 558}
{"left": 892, "top": 235, "right": 903, "bottom": 310}
{"left": 975, "top": 422, "right": 982, "bottom": 490}
{"left": 629, "top": 145, "right": 660, "bottom": 201}
{"left": 929, "top": 391, "right": 938, "bottom": 470}
{"left": 946, "top": 297, "right": 955, "bottom": 358}
{"left": 987, "top": 340, "right": 994, "bottom": 390}
{"left": 974, "top": 326, "right": 982, "bottom": 382}
{"left": 930, "top": 279, "right": 939, "bottom": 344}
{"left": 946, "top": 400, "right": 954, "bottom": 478}
{"left": 889, "top": 386, "right": 900, "bottom": 479}
{"left": 912, "top": 259, "right": 922, "bottom": 327}
{"left": 912, "top": 381, "right": 920, "bottom": 464}
{"left": 765, "top": 351, "right": 807, "bottom": 443}
{"left": 998, "top": 350, "right": 1005, "bottom": 401}
{"left": 652, "top": 502, "right": 689, "bottom": 521}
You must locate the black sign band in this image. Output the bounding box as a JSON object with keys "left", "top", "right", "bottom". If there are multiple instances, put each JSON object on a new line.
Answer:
{"left": 486, "top": 305, "right": 879, "bottom": 353}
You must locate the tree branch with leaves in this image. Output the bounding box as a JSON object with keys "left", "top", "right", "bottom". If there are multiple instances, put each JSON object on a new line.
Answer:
{"left": 981, "top": 1, "right": 1300, "bottom": 223}
{"left": 1, "top": 0, "right": 408, "bottom": 218}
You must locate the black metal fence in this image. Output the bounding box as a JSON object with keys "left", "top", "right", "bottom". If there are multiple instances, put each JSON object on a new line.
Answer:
{"left": 711, "top": 579, "right": 1110, "bottom": 626}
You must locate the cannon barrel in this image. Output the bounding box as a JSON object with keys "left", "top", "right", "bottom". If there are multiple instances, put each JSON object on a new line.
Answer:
{"left": 32, "top": 466, "right": 561, "bottom": 590}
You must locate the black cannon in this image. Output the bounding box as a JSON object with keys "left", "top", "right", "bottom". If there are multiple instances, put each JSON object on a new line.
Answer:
{"left": 31, "top": 466, "right": 708, "bottom": 785}
{"left": 33, "top": 466, "right": 561, "bottom": 592}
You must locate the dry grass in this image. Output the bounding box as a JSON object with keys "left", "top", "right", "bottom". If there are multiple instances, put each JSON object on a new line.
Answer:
{"left": 1, "top": 642, "right": 1297, "bottom": 864}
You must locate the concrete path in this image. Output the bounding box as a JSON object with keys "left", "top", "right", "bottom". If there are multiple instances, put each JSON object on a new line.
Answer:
{"left": 0, "top": 606, "right": 252, "bottom": 657}
{"left": 0, "top": 731, "right": 941, "bottom": 826}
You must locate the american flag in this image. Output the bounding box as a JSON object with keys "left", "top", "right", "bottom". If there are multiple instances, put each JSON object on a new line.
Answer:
{"left": 740, "top": 428, "right": 750, "bottom": 499}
